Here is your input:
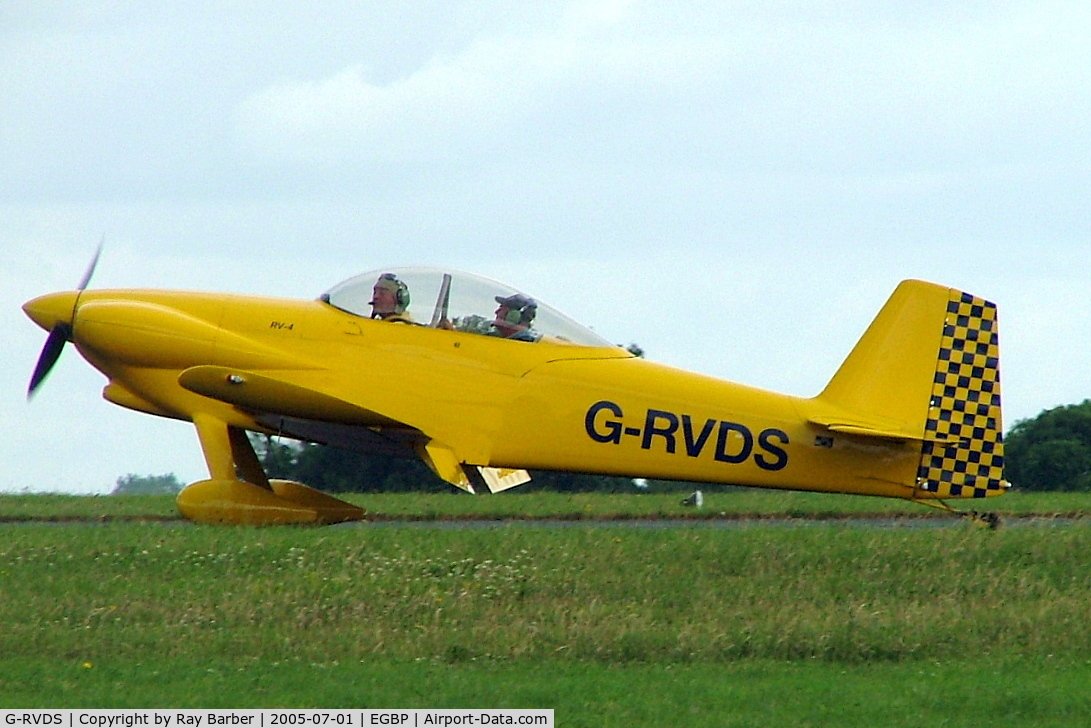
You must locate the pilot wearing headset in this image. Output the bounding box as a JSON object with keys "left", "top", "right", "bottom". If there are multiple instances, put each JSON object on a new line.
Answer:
{"left": 490, "top": 294, "right": 541, "bottom": 342}
{"left": 370, "top": 273, "right": 415, "bottom": 323}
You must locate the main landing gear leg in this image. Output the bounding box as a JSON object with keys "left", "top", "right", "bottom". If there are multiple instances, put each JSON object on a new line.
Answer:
{"left": 176, "top": 413, "right": 365, "bottom": 526}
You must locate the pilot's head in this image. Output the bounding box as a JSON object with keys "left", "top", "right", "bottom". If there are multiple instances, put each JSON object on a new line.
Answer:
{"left": 370, "top": 273, "right": 410, "bottom": 318}
{"left": 493, "top": 293, "right": 537, "bottom": 334}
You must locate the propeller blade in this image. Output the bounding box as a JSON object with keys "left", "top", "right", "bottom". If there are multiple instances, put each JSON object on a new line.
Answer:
{"left": 28, "top": 324, "right": 72, "bottom": 398}
{"left": 27, "top": 240, "right": 102, "bottom": 399}
{"left": 77, "top": 236, "right": 104, "bottom": 291}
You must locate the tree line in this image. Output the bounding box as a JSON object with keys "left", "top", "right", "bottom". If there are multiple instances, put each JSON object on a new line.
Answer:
{"left": 252, "top": 436, "right": 651, "bottom": 494}
{"left": 111, "top": 436, "right": 654, "bottom": 495}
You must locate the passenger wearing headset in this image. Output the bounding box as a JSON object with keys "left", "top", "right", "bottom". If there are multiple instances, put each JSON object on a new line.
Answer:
{"left": 490, "top": 294, "right": 542, "bottom": 342}
{"left": 369, "top": 273, "right": 415, "bottom": 323}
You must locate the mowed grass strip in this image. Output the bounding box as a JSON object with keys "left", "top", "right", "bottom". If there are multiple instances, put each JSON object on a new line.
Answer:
{"left": 3, "top": 522, "right": 1091, "bottom": 666}
{"left": 2, "top": 656, "right": 1090, "bottom": 726}
{"left": 2, "top": 489, "right": 1090, "bottom": 521}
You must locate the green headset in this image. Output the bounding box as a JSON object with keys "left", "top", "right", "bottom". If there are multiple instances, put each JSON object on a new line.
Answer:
{"left": 374, "top": 273, "right": 410, "bottom": 314}
{"left": 496, "top": 294, "right": 537, "bottom": 326}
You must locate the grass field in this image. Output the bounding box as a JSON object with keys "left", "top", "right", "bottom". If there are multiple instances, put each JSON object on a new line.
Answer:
{"left": 3, "top": 487, "right": 1091, "bottom": 521}
{"left": 2, "top": 490, "right": 1090, "bottom": 724}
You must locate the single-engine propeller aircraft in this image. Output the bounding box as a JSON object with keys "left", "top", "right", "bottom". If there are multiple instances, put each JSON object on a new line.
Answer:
{"left": 24, "top": 247, "right": 1007, "bottom": 525}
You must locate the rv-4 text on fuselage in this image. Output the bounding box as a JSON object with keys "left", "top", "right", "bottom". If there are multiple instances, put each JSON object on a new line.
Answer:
{"left": 24, "top": 258, "right": 1007, "bottom": 525}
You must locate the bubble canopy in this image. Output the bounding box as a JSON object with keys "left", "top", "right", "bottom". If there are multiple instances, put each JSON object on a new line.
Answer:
{"left": 321, "top": 267, "right": 615, "bottom": 348}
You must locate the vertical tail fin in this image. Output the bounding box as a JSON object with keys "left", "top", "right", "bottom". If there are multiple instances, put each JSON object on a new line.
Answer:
{"left": 809, "top": 280, "right": 1007, "bottom": 498}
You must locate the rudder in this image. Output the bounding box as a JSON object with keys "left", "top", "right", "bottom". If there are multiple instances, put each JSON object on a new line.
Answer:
{"left": 915, "top": 289, "right": 1006, "bottom": 499}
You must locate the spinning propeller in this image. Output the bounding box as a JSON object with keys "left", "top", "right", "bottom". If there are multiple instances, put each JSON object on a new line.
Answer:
{"left": 26, "top": 240, "right": 102, "bottom": 399}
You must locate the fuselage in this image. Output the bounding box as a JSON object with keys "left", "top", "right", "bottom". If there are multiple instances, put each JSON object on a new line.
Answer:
{"left": 25, "top": 287, "right": 922, "bottom": 499}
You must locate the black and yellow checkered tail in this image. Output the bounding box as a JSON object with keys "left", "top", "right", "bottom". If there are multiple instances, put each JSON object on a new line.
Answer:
{"left": 914, "top": 290, "right": 1007, "bottom": 499}
{"left": 811, "top": 279, "right": 1008, "bottom": 502}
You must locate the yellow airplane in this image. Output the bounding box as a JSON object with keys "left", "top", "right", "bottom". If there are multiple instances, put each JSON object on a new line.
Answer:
{"left": 23, "top": 248, "right": 1007, "bottom": 525}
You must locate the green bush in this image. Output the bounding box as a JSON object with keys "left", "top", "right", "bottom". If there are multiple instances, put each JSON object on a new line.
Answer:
{"left": 112, "top": 473, "right": 184, "bottom": 495}
{"left": 1006, "top": 400, "right": 1091, "bottom": 490}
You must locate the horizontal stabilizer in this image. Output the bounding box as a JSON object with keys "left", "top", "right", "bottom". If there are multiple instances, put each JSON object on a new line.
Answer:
{"left": 808, "top": 412, "right": 964, "bottom": 444}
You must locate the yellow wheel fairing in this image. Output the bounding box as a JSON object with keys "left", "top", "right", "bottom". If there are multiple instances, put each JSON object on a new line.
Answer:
{"left": 176, "top": 479, "right": 364, "bottom": 525}
{"left": 269, "top": 480, "right": 366, "bottom": 523}
{"left": 177, "top": 479, "right": 318, "bottom": 525}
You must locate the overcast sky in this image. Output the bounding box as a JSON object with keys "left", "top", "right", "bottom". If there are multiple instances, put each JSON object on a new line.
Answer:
{"left": 3, "top": 1, "right": 1089, "bottom": 493}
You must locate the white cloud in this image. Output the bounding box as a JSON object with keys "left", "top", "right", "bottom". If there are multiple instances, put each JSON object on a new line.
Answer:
{"left": 234, "top": 1, "right": 642, "bottom": 166}
{"left": 231, "top": 0, "right": 1091, "bottom": 181}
